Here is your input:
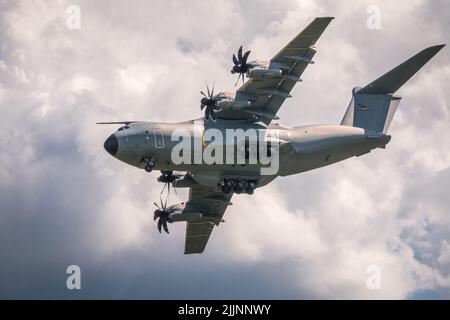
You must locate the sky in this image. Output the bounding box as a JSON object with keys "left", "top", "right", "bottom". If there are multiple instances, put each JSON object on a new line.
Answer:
{"left": 0, "top": 0, "right": 449, "bottom": 299}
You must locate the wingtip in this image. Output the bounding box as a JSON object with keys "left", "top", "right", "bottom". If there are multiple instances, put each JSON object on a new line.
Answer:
{"left": 407, "top": 44, "right": 446, "bottom": 62}
{"left": 417, "top": 44, "right": 446, "bottom": 58}
{"left": 425, "top": 44, "right": 446, "bottom": 52}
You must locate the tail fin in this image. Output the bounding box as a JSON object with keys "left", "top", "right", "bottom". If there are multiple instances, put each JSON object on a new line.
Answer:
{"left": 341, "top": 45, "right": 445, "bottom": 133}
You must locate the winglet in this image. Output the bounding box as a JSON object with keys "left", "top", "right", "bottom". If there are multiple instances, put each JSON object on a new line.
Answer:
{"left": 358, "top": 44, "right": 445, "bottom": 94}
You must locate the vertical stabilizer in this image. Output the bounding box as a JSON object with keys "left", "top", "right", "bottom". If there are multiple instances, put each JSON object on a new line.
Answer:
{"left": 341, "top": 45, "right": 444, "bottom": 133}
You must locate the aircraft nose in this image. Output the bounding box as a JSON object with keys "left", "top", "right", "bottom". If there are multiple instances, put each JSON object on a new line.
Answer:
{"left": 104, "top": 134, "right": 118, "bottom": 156}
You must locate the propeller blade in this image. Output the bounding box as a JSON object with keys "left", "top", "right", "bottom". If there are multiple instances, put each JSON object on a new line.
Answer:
{"left": 242, "top": 50, "right": 251, "bottom": 64}
{"left": 211, "top": 82, "right": 215, "bottom": 98}
{"left": 163, "top": 196, "right": 168, "bottom": 212}
{"left": 162, "top": 220, "right": 169, "bottom": 233}
{"left": 157, "top": 219, "right": 163, "bottom": 233}
{"left": 200, "top": 91, "right": 207, "bottom": 97}
{"left": 160, "top": 182, "right": 167, "bottom": 195}
{"left": 153, "top": 211, "right": 159, "bottom": 221}
{"left": 232, "top": 54, "right": 239, "bottom": 66}
{"left": 238, "top": 45, "right": 243, "bottom": 61}
{"left": 153, "top": 202, "right": 160, "bottom": 210}
{"left": 234, "top": 74, "right": 241, "bottom": 87}
{"left": 160, "top": 197, "right": 163, "bottom": 210}
{"left": 207, "top": 83, "right": 210, "bottom": 97}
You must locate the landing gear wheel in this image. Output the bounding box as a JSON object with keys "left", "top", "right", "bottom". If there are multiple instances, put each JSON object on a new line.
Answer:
{"left": 246, "top": 182, "right": 256, "bottom": 194}
{"left": 145, "top": 161, "right": 155, "bottom": 172}
{"left": 220, "top": 179, "right": 257, "bottom": 195}
{"left": 225, "top": 180, "right": 233, "bottom": 189}
{"left": 222, "top": 187, "right": 232, "bottom": 194}
{"left": 234, "top": 181, "right": 245, "bottom": 194}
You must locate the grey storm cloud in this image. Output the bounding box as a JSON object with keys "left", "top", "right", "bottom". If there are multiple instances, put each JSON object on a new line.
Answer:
{"left": 0, "top": 0, "right": 449, "bottom": 299}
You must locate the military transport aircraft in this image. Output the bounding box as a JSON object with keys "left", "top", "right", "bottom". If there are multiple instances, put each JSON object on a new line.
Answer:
{"left": 99, "top": 17, "right": 444, "bottom": 254}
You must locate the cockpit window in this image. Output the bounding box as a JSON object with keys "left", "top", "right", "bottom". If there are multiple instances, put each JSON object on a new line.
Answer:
{"left": 118, "top": 125, "right": 130, "bottom": 132}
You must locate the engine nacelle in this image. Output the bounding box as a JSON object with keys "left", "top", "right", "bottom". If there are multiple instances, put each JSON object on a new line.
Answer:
{"left": 216, "top": 100, "right": 234, "bottom": 111}
{"left": 247, "top": 68, "right": 282, "bottom": 79}
{"left": 213, "top": 91, "right": 236, "bottom": 112}
{"left": 164, "top": 202, "right": 203, "bottom": 222}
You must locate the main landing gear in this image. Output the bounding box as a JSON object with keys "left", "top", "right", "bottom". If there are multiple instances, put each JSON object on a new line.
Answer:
{"left": 221, "top": 179, "right": 256, "bottom": 195}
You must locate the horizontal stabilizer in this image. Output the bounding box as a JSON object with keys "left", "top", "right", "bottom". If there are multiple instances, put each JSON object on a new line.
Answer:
{"left": 358, "top": 44, "right": 445, "bottom": 94}
{"left": 96, "top": 121, "right": 137, "bottom": 125}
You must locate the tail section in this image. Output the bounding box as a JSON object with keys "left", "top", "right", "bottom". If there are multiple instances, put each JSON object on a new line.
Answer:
{"left": 341, "top": 88, "right": 401, "bottom": 134}
{"left": 341, "top": 45, "right": 445, "bottom": 133}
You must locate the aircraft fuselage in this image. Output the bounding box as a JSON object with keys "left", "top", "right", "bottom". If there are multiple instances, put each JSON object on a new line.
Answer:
{"left": 103, "top": 120, "right": 390, "bottom": 189}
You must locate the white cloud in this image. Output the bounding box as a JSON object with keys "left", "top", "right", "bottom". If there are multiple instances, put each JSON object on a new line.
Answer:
{"left": 0, "top": 0, "right": 449, "bottom": 299}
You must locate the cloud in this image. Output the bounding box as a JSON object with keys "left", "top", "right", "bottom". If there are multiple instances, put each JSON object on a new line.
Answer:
{"left": 0, "top": 0, "right": 449, "bottom": 299}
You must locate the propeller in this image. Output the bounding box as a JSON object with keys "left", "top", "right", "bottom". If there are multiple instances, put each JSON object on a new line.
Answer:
{"left": 231, "top": 45, "right": 252, "bottom": 86}
{"left": 153, "top": 196, "right": 173, "bottom": 234}
{"left": 157, "top": 171, "right": 182, "bottom": 195}
{"left": 200, "top": 83, "right": 219, "bottom": 121}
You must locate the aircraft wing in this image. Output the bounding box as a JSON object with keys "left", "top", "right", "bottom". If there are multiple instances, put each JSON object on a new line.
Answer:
{"left": 184, "top": 184, "right": 233, "bottom": 254}
{"left": 217, "top": 17, "right": 334, "bottom": 124}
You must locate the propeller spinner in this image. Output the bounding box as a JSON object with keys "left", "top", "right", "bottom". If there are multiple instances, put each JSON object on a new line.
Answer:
{"left": 200, "top": 83, "right": 219, "bottom": 121}
{"left": 157, "top": 170, "right": 182, "bottom": 195}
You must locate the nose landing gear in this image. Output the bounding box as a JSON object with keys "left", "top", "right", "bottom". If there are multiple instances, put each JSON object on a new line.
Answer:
{"left": 143, "top": 156, "right": 155, "bottom": 172}
{"left": 144, "top": 161, "right": 155, "bottom": 172}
